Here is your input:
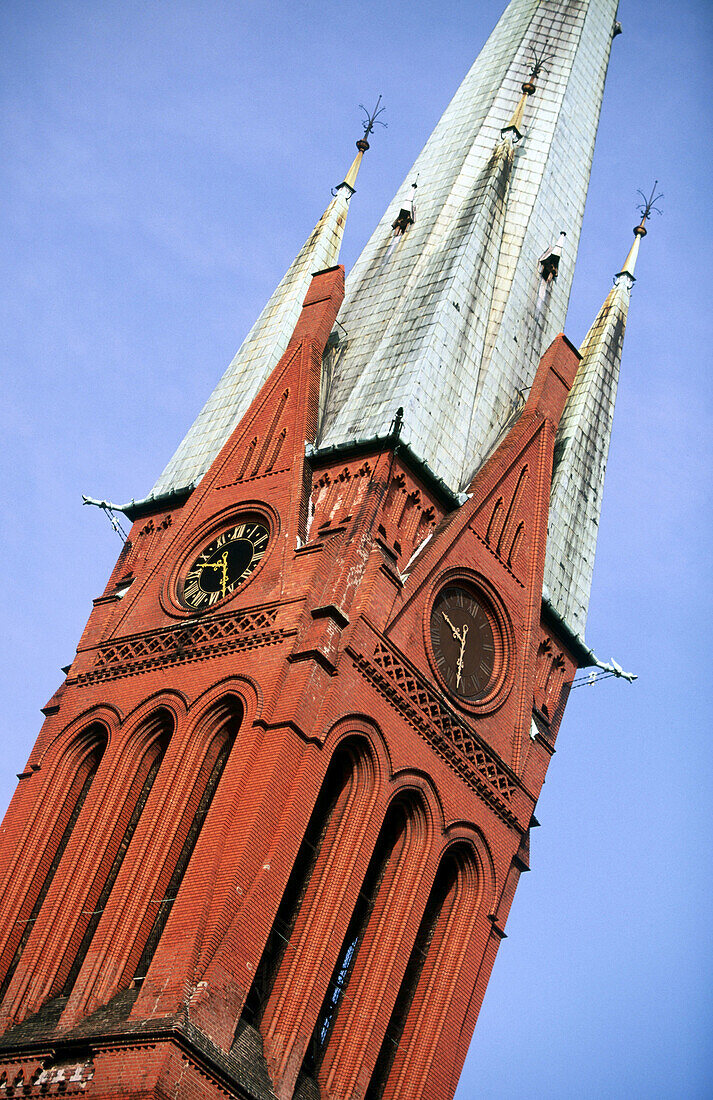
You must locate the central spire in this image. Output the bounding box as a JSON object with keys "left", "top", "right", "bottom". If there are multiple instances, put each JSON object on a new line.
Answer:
{"left": 148, "top": 0, "right": 623, "bottom": 507}
{"left": 319, "top": 0, "right": 622, "bottom": 491}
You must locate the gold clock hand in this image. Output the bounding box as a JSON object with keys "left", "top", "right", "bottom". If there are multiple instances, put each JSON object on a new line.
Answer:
{"left": 220, "top": 551, "right": 228, "bottom": 597}
{"left": 442, "top": 612, "right": 463, "bottom": 643}
{"left": 195, "top": 560, "right": 223, "bottom": 573}
{"left": 455, "top": 624, "right": 469, "bottom": 689}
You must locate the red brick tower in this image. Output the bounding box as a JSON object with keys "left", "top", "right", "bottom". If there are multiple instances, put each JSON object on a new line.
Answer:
{"left": 0, "top": 3, "right": 642, "bottom": 1097}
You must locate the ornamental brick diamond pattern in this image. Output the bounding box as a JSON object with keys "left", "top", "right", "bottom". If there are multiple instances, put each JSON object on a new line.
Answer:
{"left": 76, "top": 607, "right": 281, "bottom": 684}
{"left": 365, "top": 641, "right": 516, "bottom": 806}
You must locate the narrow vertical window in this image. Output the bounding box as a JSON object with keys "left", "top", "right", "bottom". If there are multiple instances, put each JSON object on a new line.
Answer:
{"left": 300, "top": 799, "right": 409, "bottom": 1081}
{"left": 365, "top": 856, "right": 458, "bottom": 1099}
{"left": 61, "top": 727, "right": 170, "bottom": 996}
{"left": 365, "top": 845, "right": 479, "bottom": 1100}
{"left": 132, "top": 724, "right": 235, "bottom": 983}
{"left": 0, "top": 731, "right": 106, "bottom": 1002}
{"left": 242, "top": 748, "right": 352, "bottom": 1027}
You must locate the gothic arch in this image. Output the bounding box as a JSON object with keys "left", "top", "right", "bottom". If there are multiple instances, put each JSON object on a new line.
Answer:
{"left": 0, "top": 722, "right": 108, "bottom": 1008}
{"left": 53, "top": 708, "right": 174, "bottom": 995}
{"left": 118, "top": 690, "right": 188, "bottom": 738}
{"left": 34, "top": 704, "right": 119, "bottom": 769}
{"left": 255, "top": 734, "right": 379, "bottom": 1092}
{"left": 0, "top": 708, "right": 174, "bottom": 1025}
{"left": 316, "top": 789, "right": 432, "bottom": 1099}
{"left": 388, "top": 766, "right": 446, "bottom": 842}
{"left": 365, "top": 840, "right": 484, "bottom": 1100}
{"left": 62, "top": 695, "right": 246, "bottom": 1026}
{"left": 187, "top": 675, "right": 261, "bottom": 734}
{"left": 321, "top": 713, "right": 391, "bottom": 783}
{"left": 439, "top": 822, "right": 497, "bottom": 914}
{"left": 0, "top": 715, "right": 111, "bottom": 904}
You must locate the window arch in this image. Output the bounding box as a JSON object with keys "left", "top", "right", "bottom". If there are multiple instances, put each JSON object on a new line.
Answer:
{"left": 60, "top": 712, "right": 173, "bottom": 997}
{"left": 244, "top": 738, "right": 375, "bottom": 1030}
{"left": 307, "top": 791, "right": 430, "bottom": 1097}
{"left": 301, "top": 795, "right": 414, "bottom": 1079}
{"left": 247, "top": 736, "right": 378, "bottom": 1096}
{"left": 131, "top": 701, "right": 241, "bottom": 983}
{"left": 0, "top": 725, "right": 107, "bottom": 1003}
{"left": 366, "top": 843, "right": 482, "bottom": 1099}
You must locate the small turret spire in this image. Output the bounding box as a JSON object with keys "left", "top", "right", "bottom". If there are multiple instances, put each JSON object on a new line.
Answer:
{"left": 501, "top": 48, "right": 551, "bottom": 142}
{"left": 149, "top": 105, "right": 381, "bottom": 500}
{"left": 617, "top": 180, "right": 662, "bottom": 279}
{"left": 545, "top": 186, "right": 659, "bottom": 634}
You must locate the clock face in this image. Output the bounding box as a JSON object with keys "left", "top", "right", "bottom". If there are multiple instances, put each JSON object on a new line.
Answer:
{"left": 182, "top": 519, "right": 269, "bottom": 609}
{"left": 430, "top": 586, "right": 497, "bottom": 701}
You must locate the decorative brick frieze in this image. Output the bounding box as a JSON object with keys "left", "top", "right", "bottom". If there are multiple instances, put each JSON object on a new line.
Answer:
{"left": 73, "top": 607, "right": 284, "bottom": 685}
{"left": 0, "top": 1056, "right": 94, "bottom": 1094}
{"left": 348, "top": 640, "right": 519, "bottom": 827}
{"left": 308, "top": 453, "right": 444, "bottom": 568}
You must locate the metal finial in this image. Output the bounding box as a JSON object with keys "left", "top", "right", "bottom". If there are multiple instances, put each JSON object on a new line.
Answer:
{"left": 529, "top": 46, "right": 554, "bottom": 80}
{"left": 521, "top": 45, "right": 554, "bottom": 93}
{"left": 337, "top": 98, "right": 387, "bottom": 192}
{"left": 634, "top": 180, "right": 663, "bottom": 236}
{"left": 357, "top": 95, "right": 387, "bottom": 151}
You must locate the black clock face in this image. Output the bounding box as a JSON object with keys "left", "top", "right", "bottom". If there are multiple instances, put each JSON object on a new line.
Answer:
{"left": 182, "top": 520, "right": 269, "bottom": 609}
{"left": 430, "top": 586, "right": 497, "bottom": 701}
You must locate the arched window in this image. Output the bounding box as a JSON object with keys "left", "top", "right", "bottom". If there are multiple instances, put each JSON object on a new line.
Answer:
{"left": 366, "top": 844, "right": 480, "bottom": 1100}
{"left": 301, "top": 798, "right": 410, "bottom": 1079}
{"left": 242, "top": 745, "right": 355, "bottom": 1027}
{"left": 243, "top": 736, "right": 377, "bottom": 1099}
{"left": 131, "top": 711, "right": 238, "bottom": 983}
{"left": 0, "top": 726, "right": 107, "bottom": 1003}
{"left": 61, "top": 718, "right": 172, "bottom": 997}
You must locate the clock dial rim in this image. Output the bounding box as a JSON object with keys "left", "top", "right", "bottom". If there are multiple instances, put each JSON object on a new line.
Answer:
{"left": 424, "top": 574, "right": 512, "bottom": 712}
{"left": 429, "top": 585, "right": 497, "bottom": 701}
{"left": 178, "top": 515, "right": 271, "bottom": 611}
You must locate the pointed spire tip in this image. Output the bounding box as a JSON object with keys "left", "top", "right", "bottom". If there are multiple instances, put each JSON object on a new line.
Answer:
{"left": 616, "top": 181, "right": 662, "bottom": 279}
{"left": 336, "top": 96, "right": 387, "bottom": 193}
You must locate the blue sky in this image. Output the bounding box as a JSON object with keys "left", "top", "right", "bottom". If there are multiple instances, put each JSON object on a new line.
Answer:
{"left": 1, "top": 2, "right": 711, "bottom": 1097}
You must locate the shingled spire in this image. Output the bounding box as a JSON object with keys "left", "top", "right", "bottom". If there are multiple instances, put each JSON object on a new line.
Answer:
{"left": 318, "top": 0, "right": 622, "bottom": 491}
{"left": 544, "top": 189, "right": 658, "bottom": 635}
{"left": 149, "top": 114, "right": 376, "bottom": 500}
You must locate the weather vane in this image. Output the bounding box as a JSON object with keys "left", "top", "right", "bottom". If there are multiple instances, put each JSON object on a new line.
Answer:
{"left": 357, "top": 95, "right": 387, "bottom": 151}
{"left": 634, "top": 180, "right": 663, "bottom": 234}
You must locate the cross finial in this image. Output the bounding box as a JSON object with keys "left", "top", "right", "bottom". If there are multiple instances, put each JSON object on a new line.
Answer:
{"left": 634, "top": 180, "right": 663, "bottom": 237}
{"left": 356, "top": 95, "right": 387, "bottom": 152}
{"left": 521, "top": 45, "right": 554, "bottom": 94}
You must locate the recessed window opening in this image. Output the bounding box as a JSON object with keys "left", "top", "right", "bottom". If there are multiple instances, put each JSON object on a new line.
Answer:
{"left": 241, "top": 747, "right": 353, "bottom": 1027}
{"left": 62, "top": 726, "right": 171, "bottom": 996}
{"left": 132, "top": 718, "right": 237, "bottom": 984}
{"left": 0, "top": 730, "right": 106, "bottom": 1004}
{"left": 365, "top": 853, "right": 460, "bottom": 1100}
{"left": 299, "top": 799, "right": 409, "bottom": 1080}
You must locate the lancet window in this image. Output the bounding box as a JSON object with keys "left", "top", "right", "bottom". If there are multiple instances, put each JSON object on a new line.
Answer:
{"left": 366, "top": 844, "right": 481, "bottom": 1099}
{"left": 242, "top": 742, "right": 358, "bottom": 1027}
{"left": 61, "top": 719, "right": 172, "bottom": 996}
{"left": 132, "top": 713, "right": 238, "bottom": 983}
{"left": 0, "top": 726, "right": 107, "bottom": 1003}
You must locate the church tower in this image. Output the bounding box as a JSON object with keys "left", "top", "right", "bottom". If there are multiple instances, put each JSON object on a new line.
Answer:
{"left": 0, "top": 1, "right": 644, "bottom": 1096}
